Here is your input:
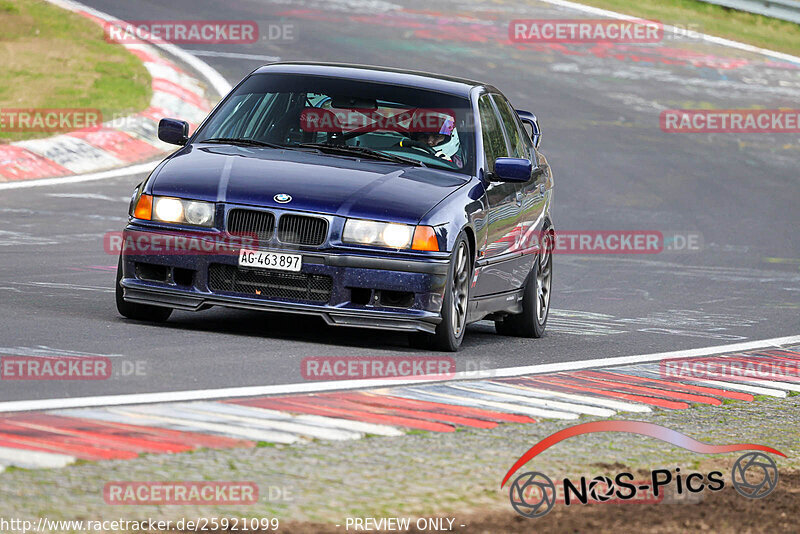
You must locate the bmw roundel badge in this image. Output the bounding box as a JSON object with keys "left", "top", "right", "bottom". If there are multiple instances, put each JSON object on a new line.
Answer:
{"left": 274, "top": 193, "right": 292, "bottom": 203}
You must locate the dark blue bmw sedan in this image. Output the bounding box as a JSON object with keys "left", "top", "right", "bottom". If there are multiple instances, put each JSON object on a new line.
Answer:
{"left": 116, "top": 63, "right": 554, "bottom": 351}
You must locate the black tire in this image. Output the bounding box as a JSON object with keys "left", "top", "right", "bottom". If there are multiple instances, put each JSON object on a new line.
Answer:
{"left": 410, "top": 233, "right": 472, "bottom": 352}
{"left": 115, "top": 256, "right": 172, "bottom": 322}
{"left": 494, "top": 237, "right": 552, "bottom": 338}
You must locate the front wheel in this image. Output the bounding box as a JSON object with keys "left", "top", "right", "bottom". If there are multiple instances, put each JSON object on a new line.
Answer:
{"left": 115, "top": 256, "right": 172, "bottom": 322}
{"left": 495, "top": 237, "right": 552, "bottom": 338}
{"left": 410, "top": 234, "right": 471, "bottom": 352}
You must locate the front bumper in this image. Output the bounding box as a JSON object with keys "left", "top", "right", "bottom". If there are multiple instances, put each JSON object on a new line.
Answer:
{"left": 119, "top": 226, "right": 450, "bottom": 334}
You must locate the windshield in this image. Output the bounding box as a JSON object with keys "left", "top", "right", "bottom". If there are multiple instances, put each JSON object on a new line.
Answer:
{"left": 194, "top": 73, "right": 475, "bottom": 174}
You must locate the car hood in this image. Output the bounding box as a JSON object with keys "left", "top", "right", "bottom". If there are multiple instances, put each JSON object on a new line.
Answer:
{"left": 150, "top": 144, "right": 468, "bottom": 224}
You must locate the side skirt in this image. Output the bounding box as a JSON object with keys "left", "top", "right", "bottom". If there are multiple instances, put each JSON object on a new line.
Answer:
{"left": 466, "top": 288, "right": 524, "bottom": 324}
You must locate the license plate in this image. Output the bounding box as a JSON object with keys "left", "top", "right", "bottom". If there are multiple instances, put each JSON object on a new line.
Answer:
{"left": 238, "top": 249, "right": 302, "bottom": 272}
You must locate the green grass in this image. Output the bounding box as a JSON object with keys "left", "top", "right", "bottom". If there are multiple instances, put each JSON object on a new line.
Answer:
{"left": 0, "top": 0, "right": 151, "bottom": 142}
{"left": 573, "top": 0, "right": 800, "bottom": 56}
{"left": 0, "top": 0, "right": 20, "bottom": 14}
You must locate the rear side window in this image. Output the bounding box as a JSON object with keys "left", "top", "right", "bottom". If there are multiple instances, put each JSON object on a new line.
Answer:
{"left": 478, "top": 95, "right": 507, "bottom": 172}
{"left": 491, "top": 95, "right": 528, "bottom": 159}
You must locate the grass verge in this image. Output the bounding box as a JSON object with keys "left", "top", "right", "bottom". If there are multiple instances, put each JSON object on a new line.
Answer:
{"left": 570, "top": 0, "right": 800, "bottom": 57}
{"left": 0, "top": 0, "right": 151, "bottom": 142}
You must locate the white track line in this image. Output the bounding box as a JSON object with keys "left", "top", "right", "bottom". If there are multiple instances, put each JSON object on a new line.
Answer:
{"left": 0, "top": 446, "right": 75, "bottom": 469}
{"left": 0, "top": 335, "right": 798, "bottom": 413}
{"left": 112, "top": 405, "right": 301, "bottom": 443}
{"left": 697, "top": 377, "right": 800, "bottom": 393}
{"left": 189, "top": 50, "right": 281, "bottom": 62}
{"left": 48, "top": 0, "right": 232, "bottom": 97}
{"left": 629, "top": 366, "right": 794, "bottom": 396}
{"left": 84, "top": 405, "right": 299, "bottom": 443}
{"left": 687, "top": 379, "right": 787, "bottom": 397}
{"left": 8, "top": 0, "right": 798, "bottom": 195}
{"left": 55, "top": 405, "right": 402, "bottom": 437}
{"left": 2, "top": 0, "right": 233, "bottom": 192}
{"left": 181, "top": 402, "right": 363, "bottom": 440}
{"left": 492, "top": 381, "right": 652, "bottom": 413}
{"left": 18, "top": 0, "right": 796, "bottom": 193}
{"left": 536, "top": 0, "right": 800, "bottom": 64}
{"left": 293, "top": 413, "right": 403, "bottom": 436}
{"left": 406, "top": 387, "right": 580, "bottom": 419}
{"left": 0, "top": 160, "right": 161, "bottom": 191}
{"left": 215, "top": 402, "right": 404, "bottom": 436}
{"left": 449, "top": 383, "right": 616, "bottom": 416}
{"left": 732, "top": 379, "right": 800, "bottom": 392}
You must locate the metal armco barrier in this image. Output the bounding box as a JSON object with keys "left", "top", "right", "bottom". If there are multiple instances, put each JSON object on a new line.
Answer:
{"left": 697, "top": 0, "right": 800, "bottom": 25}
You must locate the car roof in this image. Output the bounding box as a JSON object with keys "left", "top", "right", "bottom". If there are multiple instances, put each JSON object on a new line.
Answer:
{"left": 252, "top": 62, "right": 492, "bottom": 98}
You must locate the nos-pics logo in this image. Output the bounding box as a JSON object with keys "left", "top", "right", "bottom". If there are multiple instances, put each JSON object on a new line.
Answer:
{"left": 502, "top": 421, "right": 783, "bottom": 519}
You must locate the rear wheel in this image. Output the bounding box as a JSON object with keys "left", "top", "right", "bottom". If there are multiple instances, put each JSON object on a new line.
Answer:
{"left": 115, "top": 256, "right": 172, "bottom": 322}
{"left": 410, "top": 234, "right": 471, "bottom": 352}
{"left": 495, "top": 233, "right": 552, "bottom": 338}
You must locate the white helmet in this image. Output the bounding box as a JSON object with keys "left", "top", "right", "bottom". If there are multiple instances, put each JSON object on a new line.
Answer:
{"left": 433, "top": 124, "right": 461, "bottom": 162}
{"left": 410, "top": 111, "right": 461, "bottom": 164}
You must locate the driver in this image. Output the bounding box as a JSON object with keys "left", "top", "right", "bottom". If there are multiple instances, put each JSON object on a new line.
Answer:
{"left": 402, "top": 111, "right": 462, "bottom": 166}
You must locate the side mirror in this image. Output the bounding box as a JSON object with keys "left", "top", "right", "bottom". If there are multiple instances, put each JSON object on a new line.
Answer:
{"left": 158, "top": 118, "right": 189, "bottom": 146}
{"left": 516, "top": 110, "right": 541, "bottom": 149}
{"left": 493, "top": 157, "right": 532, "bottom": 183}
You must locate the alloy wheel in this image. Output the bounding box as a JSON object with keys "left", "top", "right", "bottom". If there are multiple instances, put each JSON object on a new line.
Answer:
{"left": 536, "top": 236, "right": 552, "bottom": 324}
{"left": 451, "top": 242, "right": 470, "bottom": 336}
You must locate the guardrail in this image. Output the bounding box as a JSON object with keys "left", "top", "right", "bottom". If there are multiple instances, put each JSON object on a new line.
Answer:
{"left": 697, "top": 0, "right": 800, "bottom": 24}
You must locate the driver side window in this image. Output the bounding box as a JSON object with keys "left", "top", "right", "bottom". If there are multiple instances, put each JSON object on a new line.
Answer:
{"left": 491, "top": 95, "right": 528, "bottom": 160}
{"left": 478, "top": 95, "right": 507, "bottom": 173}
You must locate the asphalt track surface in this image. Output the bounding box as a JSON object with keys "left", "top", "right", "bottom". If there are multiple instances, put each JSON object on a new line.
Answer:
{"left": 1, "top": 0, "right": 798, "bottom": 402}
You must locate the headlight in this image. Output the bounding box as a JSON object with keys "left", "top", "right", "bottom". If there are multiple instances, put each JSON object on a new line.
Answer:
{"left": 154, "top": 198, "right": 183, "bottom": 222}
{"left": 184, "top": 201, "right": 214, "bottom": 226}
{"left": 345, "top": 220, "right": 383, "bottom": 245}
{"left": 382, "top": 224, "right": 413, "bottom": 248}
{"left": 343, "top": 219, "right": 439, "bottom": 251}
{"left": 133, "top": 195, "right": 215, "bottom": 228}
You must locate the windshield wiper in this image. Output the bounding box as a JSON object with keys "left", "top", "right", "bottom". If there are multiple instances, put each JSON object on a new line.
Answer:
{"left": 200, "top": 137, "right": 287, "bottom": 149}
{"left": 292, "top": 143, "right": 426, "bottom": 167}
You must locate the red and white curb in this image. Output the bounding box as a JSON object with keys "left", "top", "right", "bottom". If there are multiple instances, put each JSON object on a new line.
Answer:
{"left": 0, "top": 340, "right": 798, "bottom": 469}
{"left": 0, "top": 0, "right": 219, "bottom": 183}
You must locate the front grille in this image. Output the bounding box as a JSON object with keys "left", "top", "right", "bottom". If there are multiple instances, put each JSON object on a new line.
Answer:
{"left": 227, "top": 209, "right": 275, "bottom": 242}
{"left": 277, "top": 214, "right": 328, "bottom": 246}
{"left": 208, "top": 264, "right": 332, "bottom": 303}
